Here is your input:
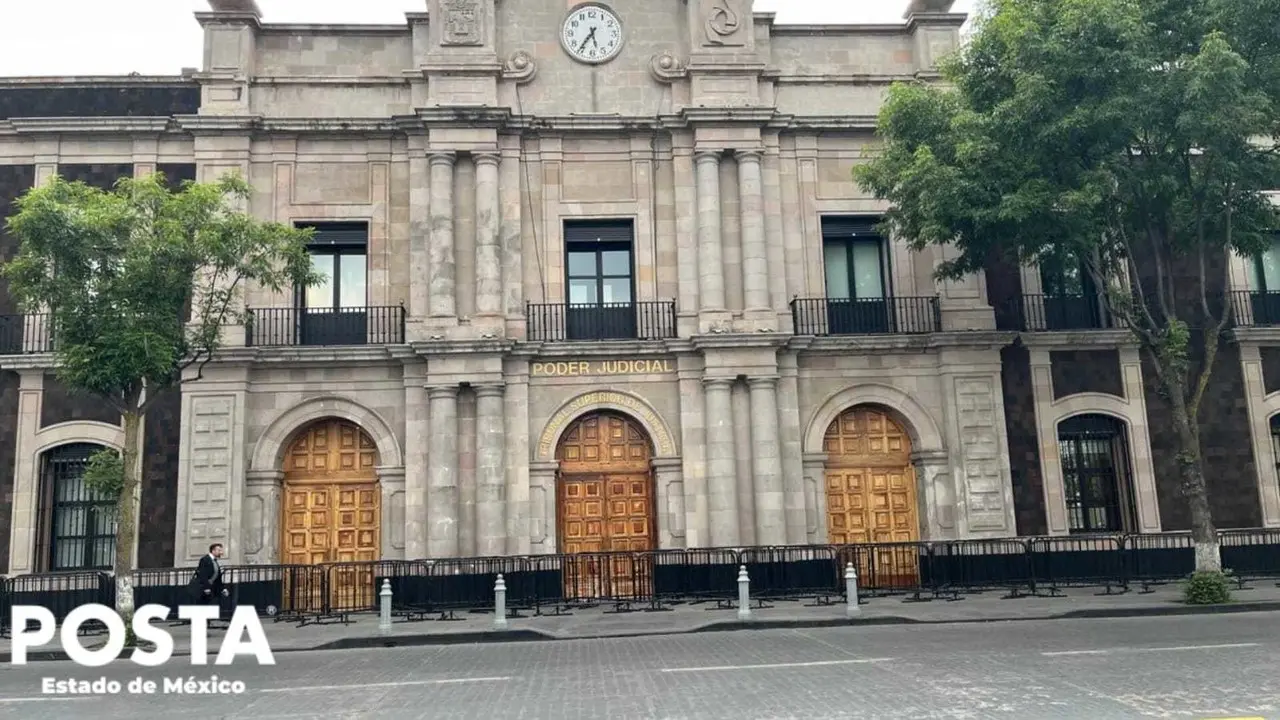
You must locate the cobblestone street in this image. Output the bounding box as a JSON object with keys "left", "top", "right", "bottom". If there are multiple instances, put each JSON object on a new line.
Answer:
{"left": 0, "top": 612, "right": 1276, "bottom": 719}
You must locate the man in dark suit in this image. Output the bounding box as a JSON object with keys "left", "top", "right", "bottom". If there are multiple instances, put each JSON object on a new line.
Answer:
{"left": 189, "top": 542, "right": 229, "bottom": 607}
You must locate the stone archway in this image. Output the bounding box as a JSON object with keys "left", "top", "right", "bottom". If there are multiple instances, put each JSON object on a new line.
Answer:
{"left": 823, "top": 405, "right": 921, "bottom": 588}
{"left": 555, "top": 410, "right": 656, "bottom": 599}
{"left": 279, "top": 418, "right": 381, "bottom": 613}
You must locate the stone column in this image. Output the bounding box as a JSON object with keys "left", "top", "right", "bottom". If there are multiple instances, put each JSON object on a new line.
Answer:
{"left": 652, "top": 458, "right": 686, "bottom": 549}
{"left": 504, "top": 363, "right": 531, "bottom": 555}
{"left": 777, "top": 353, "right": 807, "bottom": 545}
{"left": 475, "top": 384, "right": 507, "bottom": 556}
{"left": 749, "top": 376, "right": 786, "bottom": 545}
{"left": 407, "top": 144, "right": 430, "bottom": 326}
{"left": 377, "top": 467, "right": 407, "bottom": 560}
{"left": 529, "top": 461, "right": 559, "bottom": 554}
{"left": 695, "top": 151, "right": 726, "bottom": 313}
{"left": 474, "top": 152, "right": 503, "bottom": 319}
{"left": 703, "top": 377, "right": 739, "bottom": 547}
{"left": 428, "top": 152, "right": 457, "bottom": 320}
{"left": 737, "top": 150, "right": 770, "bottom": 315}
{"left": 403, "top": 364, "right": 428, "bottom": 559}
{"left": 802, "top": 453, "right": 829, "bottom": 544}
{"left": 426, "top": 385, "right": 460, "bottom": 557}
{"left": 243, "top": 471, "right": 283, "bottom": 564}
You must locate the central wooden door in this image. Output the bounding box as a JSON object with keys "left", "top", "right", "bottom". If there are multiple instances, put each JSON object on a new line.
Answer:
{"left": 281, "top": 419, "right": 381, "bottom": 613}
{"left": 556, "top": 412, "right": 655, "bottom": 600}
{"left": 824, "top": 407, "right": 920, "bottom": 588}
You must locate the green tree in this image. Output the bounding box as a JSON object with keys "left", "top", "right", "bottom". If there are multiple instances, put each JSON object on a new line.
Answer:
{"left": 855, "top": 0, "right": 1280, "bottom": 570}
{"left": 3, "top": 172, "right": 318, "bottom": 619}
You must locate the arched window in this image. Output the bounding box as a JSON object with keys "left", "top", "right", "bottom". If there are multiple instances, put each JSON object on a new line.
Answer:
{"left": 34, "top": 443, "right": 117, "bottom": 572}
{"left": 1057, "top": 415, "right": 1136, "bottom": 534}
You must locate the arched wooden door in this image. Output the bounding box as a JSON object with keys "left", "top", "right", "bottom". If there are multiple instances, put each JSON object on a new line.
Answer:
{"left": 824, "top": 406, "right": 920, "bottom": 587}
{"left": 556, "top": 412, "right": 656, "bottom": 600}
{"left": 281, "top": 418, "right": 381, "bottom": 612}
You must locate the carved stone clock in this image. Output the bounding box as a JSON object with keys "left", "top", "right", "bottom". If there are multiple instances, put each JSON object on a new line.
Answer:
{"left": 561, "top": 4, "right": 624, "bottom": 64}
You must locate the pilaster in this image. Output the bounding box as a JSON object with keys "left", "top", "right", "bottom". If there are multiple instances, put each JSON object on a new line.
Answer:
{"left": 242, "top": 470, "right": 282, "bottom": 564}
{"left": 194, "top": 0, "right": 261, "bottom": 116}
{"left": 474, "top": 383, "right": 507, "bottom": 556}
{"left": 748, "top": 376, "right": 785, "bottom": 544}
{"left": 695, "top": 151, "right": 731, "bottom": 332}
{"left": 737, "top": 149, "right": 773, "bottom": 328}
{"left": 801, "top": 452, "right": 828, "bottom": 544}
{"left": 402, "top": 361, "right": 429, "bottom": 558}
{"left": 703, "top": 376, "right": 739, "bottom": 546}
{"left": 777, "top": 353, "right": 807, "bottom": 544}
{"left": 427, "top": 151, "right": 458, "bottom": 325}
{"left": 377, "top": 467, "right": 407, "bottom": 560}
{"left": 504, "top": 360, "right": 531, "bottom": 554}
{"left": 652, "top": 457, "right": 686, "bottom": 550}
{"left": 7, "top": 371, "right": 43, "bottom": 574}
{"left": 426, "top": 384, "right": 460, "bottom": 557}
{"left": 529, "top": 461, "right": 558, "bottom": 554}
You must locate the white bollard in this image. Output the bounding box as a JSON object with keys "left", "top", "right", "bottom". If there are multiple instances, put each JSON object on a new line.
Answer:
{"left": 379, "top": 579, "right": 393, "bottom": 633}
{"left": 493, "top": 574, "right": 508, "bottom": 630}
{"left": 736, "top": 565, "right": 752, "bottom": 621}
{"left": 845, "top": 562, "right": 861, "bottom": 618}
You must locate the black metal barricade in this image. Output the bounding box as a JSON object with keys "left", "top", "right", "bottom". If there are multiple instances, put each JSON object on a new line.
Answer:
{"left": 524, "top": 555, "right": 568, "bottom": 614}
{"left": 1028, "top": 535, "right": 1127, "bottom": 594}
{"left": 556, "top": 551, "right": 655, "bottom": 612}
{"left": 132, "top": 568, "right": 198, "bottom": 623}
{"left": 1220, "top": 528, "right": 1280, "bottom": 587}
{"left": 423, "top": 556, "right": 526, "bottom": 619}
{"left": 6, "top": 571, "right": 113, "bottom": 634}
{"left": 837, "top": 542, "right": 933, "bottom": 598}
{"left": 1127, "top": 533, "right": 1194, "bottom": 591}
{"left": 932, "top": 539, "right": 1034, "bottom": 598}
{"left": 650, "top": 549, "right": 739, "bottom": 605}
{"left": 274, "top": 565, "right": 327, "bottom": 623}
{"left": 0, "top": 576, "right": 10, "bottom": 636}
{"left": 739, "top": 546, "right": 840, "bottom": 605}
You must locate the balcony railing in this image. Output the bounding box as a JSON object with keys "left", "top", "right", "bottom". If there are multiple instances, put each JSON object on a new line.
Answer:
{"left": 526, "top": 301, "right": 677, "bottom": 342}
{"left": 999, "top": 294, "right": 1117, "bottom": 332}
{"left": 245, "top": 306, "right": 406, "bottom": 347}
{"left": 0, "top": 314, "right": 54, "bottom": 354}
{"left": 1231, "top": 291, "right": 1280, "bottom": 327}
{"left": 790, "top": 296, "right": 940, "bottom": 336}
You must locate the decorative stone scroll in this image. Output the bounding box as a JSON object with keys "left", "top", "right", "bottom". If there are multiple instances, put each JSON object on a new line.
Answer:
{"left": 503, "top": 51, "right": 538, "bottom": 83}
{"left": 536, "top": 390, "right": 677, "bottom": 460}
{"left": 442, "top": 0, "right": 482, "bottom": 46}
{"left": 649, "top": 51, "right": 688, "bottom": 83}
{"left": 704, "top": 0, "right": 744, "bottom": 46}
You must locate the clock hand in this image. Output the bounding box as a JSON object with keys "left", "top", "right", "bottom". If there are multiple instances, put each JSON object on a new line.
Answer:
{"left": 577, "top": 27, "right": 597, "bottom": 52}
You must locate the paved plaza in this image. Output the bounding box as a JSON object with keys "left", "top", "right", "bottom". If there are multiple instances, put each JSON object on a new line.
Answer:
{"left": 0, "top": 612, "right": 1277, "bottom": 719}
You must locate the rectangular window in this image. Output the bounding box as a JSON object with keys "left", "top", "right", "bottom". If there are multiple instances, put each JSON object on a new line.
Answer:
{"left": 820, "top": 218, "right": 887, "bottom": 301}
{"left": 294, "top": 222, "right": 369, "bottom": 345}
{"left": 1057, "top": 415, "right": 1135, "bottom": 534}
{"left": 563, "top": 219, "right": 636, "bottom": 340}
{"left": 1256, "top": 234, "right": 1280, "bottom": 292}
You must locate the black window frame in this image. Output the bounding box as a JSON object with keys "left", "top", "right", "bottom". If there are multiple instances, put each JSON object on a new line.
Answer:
{"left": 1057, "top": 414, "right": 1136, "bottom": 534}
{"left": 819, "top": 217, "right": 891, "bottom": 301}
{"left": 35, "top": 443, "right": 117, "bottom": 572}
{"left": 293, "top": 221, "right": 370, "bottom": 311}
{"left": 561, "top": 219, "right": 638, "bottom": 341}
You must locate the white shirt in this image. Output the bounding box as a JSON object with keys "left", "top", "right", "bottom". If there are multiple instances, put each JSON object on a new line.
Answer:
{"left": 208, "top": 554, "right": 221, "bottom": 581}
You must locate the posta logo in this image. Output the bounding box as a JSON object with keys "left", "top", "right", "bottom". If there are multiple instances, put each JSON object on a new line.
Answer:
{"left": 10, "top": 605, "right": 276, "bottom": 667}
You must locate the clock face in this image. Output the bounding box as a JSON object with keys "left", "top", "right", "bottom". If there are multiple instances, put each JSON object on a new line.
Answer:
{"left": 561, "top": 5, "right": 623, "bottom": 64}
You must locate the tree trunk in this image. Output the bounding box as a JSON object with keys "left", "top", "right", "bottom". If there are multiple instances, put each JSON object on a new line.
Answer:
{"left": 114, "top": 409, "right": 142, "bottom": 620}
{"left": 1164, "top": 379, "right": 1221, "bottom": 572}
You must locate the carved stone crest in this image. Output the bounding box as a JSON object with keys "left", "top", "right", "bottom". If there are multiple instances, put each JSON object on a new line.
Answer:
{"left": 705, "top": 0, "right": 744, "bottom": 46}
{"left": 442, "top": 0, "right": 482, "bottom": 46}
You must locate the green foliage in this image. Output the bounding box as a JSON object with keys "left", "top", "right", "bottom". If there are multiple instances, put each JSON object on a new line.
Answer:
{"left": 2, "top": 172, "right": 321, "bottom": 413}
{"left": 1183, "top": 569, "right": 1233, "bottom": 604}
{"left": 82, "top": 448, "right": 124, "bottom": 503}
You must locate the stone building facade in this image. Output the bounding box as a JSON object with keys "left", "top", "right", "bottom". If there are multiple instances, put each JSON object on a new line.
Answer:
{"left": 0, "top": 0, "right": 1276, "bottom": 574}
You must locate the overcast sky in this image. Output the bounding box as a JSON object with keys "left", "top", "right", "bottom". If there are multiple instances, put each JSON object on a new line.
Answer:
{"left": 0, "top": 0, "right": 976, "bottom": 76}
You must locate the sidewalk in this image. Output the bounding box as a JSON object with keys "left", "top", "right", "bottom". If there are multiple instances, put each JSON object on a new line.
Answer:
{"left": 5, "top": 581, "right": 1280, "bottom": 662}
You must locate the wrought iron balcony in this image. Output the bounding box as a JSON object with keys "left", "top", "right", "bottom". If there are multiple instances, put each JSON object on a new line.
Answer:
{"left": 998, "top": 294, "right": 1116, "bottom": 332}
{"left": 1231, "top": 291, "right": 1280, "bottom": 327}
{"left": 245, "top": 306, "right": 406, "bottom": 347}
{"left": 526, "top": 301, "right": 677, "bottom": 342}
{"left": 789, "top": 296, "right": 940, "bottom": 336}
{"left": 0, "top": 314, "right": 54, "bottom": 354}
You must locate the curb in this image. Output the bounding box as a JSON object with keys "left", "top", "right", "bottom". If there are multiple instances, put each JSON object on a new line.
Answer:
{"left": 6, "top": 600, "right": 1280, "bottom": 663}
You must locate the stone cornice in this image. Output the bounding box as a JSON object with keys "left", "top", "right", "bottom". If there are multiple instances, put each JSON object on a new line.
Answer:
{"left": 1230, "top": 327, "right": 1280, "bottom": 345}
{"left": 508, "top": 340, "right": 676, "bottom": 357}
{"left": 215, "top": 345, "right": 412, "bottom": 365}
{"left": 689, "top": 333, "right": 791, "bottom": 350}
{"left": 0, "top": 76, "right": 195, "bottom": 88}
{"left": 788, "top": 330, "right": 1016, "bottom": 354}
{"left": 408, "top": 339, "right": 517, "bottom": 356}
{"left": 1015, "top": 329, "right": 1139, "bottom": 349}
{"left": 7, "top": 117, "right": 175, "bottom": 135}
{"left": 0, "top": 353, "right": 55, "bottom": 371}
{"left": 904, "top": 12, "right": 969, "bottom": 31}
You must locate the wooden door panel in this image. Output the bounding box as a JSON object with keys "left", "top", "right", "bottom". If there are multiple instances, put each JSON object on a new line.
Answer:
{"left": 824, "top": 407, "right": 920, "bottom": 588}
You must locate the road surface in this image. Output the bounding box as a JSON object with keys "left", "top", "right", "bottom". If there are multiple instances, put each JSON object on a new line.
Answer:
{"left": 0, "top": 612, "right": 1276, "bottom": 719}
